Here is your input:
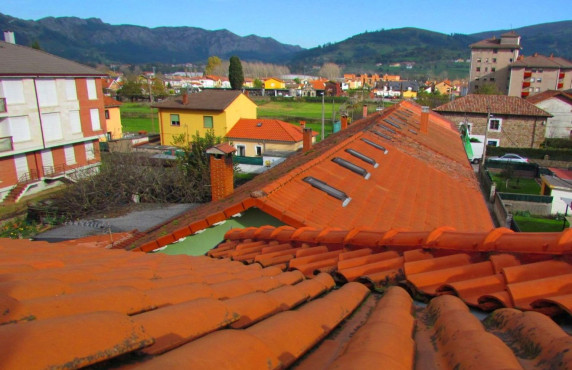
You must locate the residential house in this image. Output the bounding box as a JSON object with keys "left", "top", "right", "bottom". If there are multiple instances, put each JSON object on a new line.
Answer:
{"left": 540, "top": 167, "right": 572, "bottom": 215}
{"left": 3, "top": 99, "right": 572, "bottom": 368}
{"left": 263, "top": 77, "right": 285, "bottom": 89}
{"left": 469, "top": 31, "right": 521, "bottom": 94}
{"left": 434, "top": 80, "right": 455, "bottom": 96}
{"left": 359, "top": 73, "right": 380, "bottom": 87}
{"left": 103, "top": 96, "right": 123, "bottom": 140}
{"left": 324, "top": 81, "right": 343, "bottom": 97}
{"left": 309, "top": 79, "right": 326, "bottom": 95}
{"left": 508, "top": 54, "right": 572, "bottom": 98}
{"left": 382, "top": 74, "right": 400, "bottom": 81}
{"left": 0, "top": 38, "right": 107, "bottom": 202}
{"left": 225, "top": 118, "right": 317, "bottom": 157}
{"left": 434, "top": 95, "right": 551, "bottom": 148}
{"left": 344, "top": 74, "right": 363, "bottom": 89}
{"left": 526, "top": 90, "right": 572, "bottom": 138}
{"left": 375, "top": 81, "right": 419, "bottom": 99}
{"left": 152, "top": 90, "right": 257, "bottom": 146}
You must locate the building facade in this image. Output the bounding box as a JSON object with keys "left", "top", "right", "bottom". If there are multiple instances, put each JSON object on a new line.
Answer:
{"left": 0, "top": 39, "right": 107, "bottom": 202}
{"left": 508, "top": 54, "right": 572, "bottom": 98}
{"left": 526, "top": 90, "right": 572, "bottom": 138}
{"left": 469, "top": 31, "right": 521, "bottom": 94}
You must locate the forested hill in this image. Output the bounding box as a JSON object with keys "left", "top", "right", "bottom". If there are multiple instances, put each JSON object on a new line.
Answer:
{"left": 0, "top": 13, "right": 303, "bottom": 65}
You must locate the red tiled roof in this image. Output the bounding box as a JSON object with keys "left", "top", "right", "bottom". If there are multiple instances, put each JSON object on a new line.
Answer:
{"left": 103, "top": 96, "right": 122, "bottom": 108}
{"left": 310, "top": 80, "right": 326, "bottom": 90}
{"left": 226, "top": 119, "right": 317, "bottom": 142}
{"left": 434, "top": 94, "right": 552, "bottom": 117}
{"left": 152, "top": 90, "right": 249, "bottom": 111}
{"left": 206, "top": 142, "right": 236, "bottom": 155}
{"left": 511, "top": 54, "right": 572, "bottom": 69}
{"left": 549, "top": 168, "right": 572, "bottom": 181}
{"left": 470, "top": 36, "right": 521, "bottom": 50}
{"left": 526, "top": 90, "right": 572, "bottom": 104}
{"left": 2, "top": 231, "right": 572, "bottom": 368}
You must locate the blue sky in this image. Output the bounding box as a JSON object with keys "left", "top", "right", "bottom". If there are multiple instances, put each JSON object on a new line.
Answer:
{"left": 2, "top": 0, "right": 570, "bottom": 48}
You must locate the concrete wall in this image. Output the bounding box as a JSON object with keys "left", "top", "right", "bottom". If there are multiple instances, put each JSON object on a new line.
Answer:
{"left": 533, "top": 97, "right": 572, "bottom": 138}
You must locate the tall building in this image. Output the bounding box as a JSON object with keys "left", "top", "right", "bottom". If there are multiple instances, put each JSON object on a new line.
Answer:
{"left": 508, "top": 54, "right": 572, "bottom": 97}
{"left": 469, "top": 31, "right": 521, "bottom": 94}
{"left": 0, "top": 36, "right": 107, "bottom": 202}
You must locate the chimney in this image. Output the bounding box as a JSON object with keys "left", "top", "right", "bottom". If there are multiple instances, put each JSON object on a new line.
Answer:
{"left": 303, "top": 128, "right": 313, "bottom": 152}
{"left": 182, "top": 93, "right": 189, "bottom": 105}
{"left": 420, "top": 106, "right": 430, "bottom": 134}
{"left": 363, "top": 104, "right": 368, "bottom": 118}
{"left": 244, "top": 90, "right": 249, "bottom": 97}
{"left": 300, "top": 120, "right": 306, "bottom": 128}
{"left": 206, "top": 143, "right": 236, "bottom": 201}
{"left": 3, "top": 31, "right": 15, "bottom": 44}
{"left": 341, "top": 115, "right": 348, "bottom": 130}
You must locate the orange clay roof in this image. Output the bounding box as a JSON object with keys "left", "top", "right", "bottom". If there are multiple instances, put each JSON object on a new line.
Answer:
{"left": 225, "top": 118, "right": 317, "bottom": 142}
{"left": 2, "top": 232, "right": 572, "bottom": 368}
{"left": 103, "top": 96, "right": 122, "bottom": 107}
{"left": 253, "top": 100, "right": 493, "bottom": 232}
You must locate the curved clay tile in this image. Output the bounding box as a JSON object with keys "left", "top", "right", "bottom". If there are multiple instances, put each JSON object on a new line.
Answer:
{"left": 357, "top": 269, "right": 402, "bottom": 287}
{"left": 145, "top": 283, "right": 215, "bottom": 307}
{"left": 379, "top": 229, "right": 427, "bottom": 247}
{"left": 408, "top": 261, "right": 494, "bottom": 295}
{"left": 337, "top": 256, "right": 404, "bottom": 283}
{"left": 502, "top": 260, "right": 572, "bottom": 284}
{"left": 488, "top": 254, "right": 521, "bottom": 273}
{"left": 494, "top": 231, "right": 570, "bottom": 253}
{"left": 0, "top": 279, "right": 70, "bottom": 300}
{"left": 134, "top": 298, "right": 238, "bottom": 355}
{"left": 328, "top": 287, "right": 414, "bottom": 370}
{"left": 531, "top": 293, "right": 572, "bottom": 316}
{"left": 508, "top": 273, "right": 572, "bottom": 310}
{"left": 404, "top": 253, "right": 471, "bottom": 276}
{"left": 269, "top": 225, "right": 297, "bottom": 242}
{"left": 426, "top": 230, "right": 486, "bottom": 251}
{"left": 338, "top": 250, "right": 398, "bottom": 270}
{"left": 296, "top": 245, "right": 329, "bottom": 258}
{"left": 435, "top": 274, "right": 506, "bottom": 306}
{"left": 0, "top": 311, "right": 153, "bottom": 369}
{"left": 478, "top": 291, "right": 513, "bottom": 311}
{"left": 267, "top": 284, "right": 308, "bottom": 309}
{"left": 225, "top": 292, "right": 282, "bottom": 329}
{"left": 261, "top": 243, "right": 295, "bottom": 254}
{"left": 293, "top": 273, "right": 335, "bottom": 299}
{"left": 289, "top": 250, "right": 343, "bottom": 270}
{"left": 338, "top": 248, "right": 372, "bottom": 262}
{"left": 316, "top": 228, "right": 349, "bottom": 247}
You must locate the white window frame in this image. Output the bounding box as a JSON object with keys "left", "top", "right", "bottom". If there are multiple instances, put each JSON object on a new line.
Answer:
{"left": 69, "top": 110, "right": 82, "bottom": 133}
{"left": 86, "top": 79, "right": 98, "bottom": 100}
{"left": 488, "top": 118, "right": 502, "bottom": 132}
{"left": 90, "top": 108, "right": 101, "bottom": 131}
{"left": 487, "top": 139, "right": 500, "bottom": 147}
{"left": 255, "top": 145, "right": 263, "bottom": 156}
{"left": 65, "top": 79, "right": 78, "bottom": 101}
{"left": 85, "top": 142, "right": 95, "bottom": 161}
{"left": 41, "top": 112, "right": 63, "bottom": 142}
{"left": 8, "top": 116, "right": 31, "bottom": 143}
{"left": 236, "top": 145, "right": 245, "bottom": 157}
{"left": 64, "top": 145, "right": 76, "bottom": 165}
{"left": 36, "top": 79, "right": 58, "bottom": 107}
{"left": 2, "top": 80, "right": 25, "bottom": 104}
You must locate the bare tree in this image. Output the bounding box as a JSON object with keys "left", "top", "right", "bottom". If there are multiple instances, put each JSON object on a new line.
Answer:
{"left": 319, "top": 63, "right": 341, "bottom": 80}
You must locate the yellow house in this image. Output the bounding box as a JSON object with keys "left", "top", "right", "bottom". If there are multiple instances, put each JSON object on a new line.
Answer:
{"left": 152, "top": 90, "right": 257, "bottom": 145}
{"left": 434, "top": 80, "right": 454, "bottom": 95}
{"left": 103, "top": 96, "right": 123, "bottom": 140}
{"left": 263, "top": 77, "right": 286, "bottom": 89}
{"left": 402, "top": 90, "right": 418, "bottom": 99}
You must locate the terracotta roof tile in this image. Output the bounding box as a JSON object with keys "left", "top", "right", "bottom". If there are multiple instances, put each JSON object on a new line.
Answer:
{"left": 434, "top": 94, "right": 552, "bottom": 117}
{"left": 226, "top": 118, "right": 317, "bottom": 142}
{"left": 152, "top": 90, "right": 248, "bottom": 111}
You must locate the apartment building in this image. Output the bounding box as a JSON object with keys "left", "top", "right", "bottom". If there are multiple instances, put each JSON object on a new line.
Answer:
{"left": 468, "top": 31, "right": 521, "bottom": 94}
{"left": 508, "top": 53, "right": 572, "bottom": 97}
{"left": 0, "top": 36, "right": 107, "bottom": 202}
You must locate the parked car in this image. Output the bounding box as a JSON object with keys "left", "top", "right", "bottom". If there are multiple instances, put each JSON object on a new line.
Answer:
{"left": 487, "top": 153, "right": 529, "bottom": 163}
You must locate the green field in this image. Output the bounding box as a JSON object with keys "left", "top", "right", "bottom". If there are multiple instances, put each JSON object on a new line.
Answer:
{"left": 120, "top": 102, "right": 159, "bottom": 133}
{"left": 490, "top": 175, "right": 541, "bottom": 194}
{"left": 513, "top": 215, "right": 570, "bottom": 232}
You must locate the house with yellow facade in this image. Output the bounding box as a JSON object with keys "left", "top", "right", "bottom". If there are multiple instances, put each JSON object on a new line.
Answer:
{"left": 263, "top": 77, "right": 285, "bottom": 89}
{"left": 103, "top": 96, "right": 123, "bottom": 140}
{"left": 152, "top": 90, "right": 257, "bottom": 145}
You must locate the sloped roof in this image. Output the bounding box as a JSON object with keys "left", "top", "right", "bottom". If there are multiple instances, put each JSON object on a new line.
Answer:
{"left": 225, "top": 119, "right": 316, "bottom": 142}
{"left": 1, "top": 230, "right": 572, "bottom": 368}
{"left": 310, "top": 80, "right": 326, "bottom": 90}
{"left": 511, "top": 54, "right": 572, "bottom": 69}
{"left": 470, "top": 36, "right": 521, "bottom": 50}
{"left": 103, "top": 96, "right": 122, "bottom": 108}
{"left": 526, "top": 90, "right": 572, "bottom": 104}
{"left": 152, "top": 90, "right": 250, "bottom": 111}
{"left": 0, "top": 41, "right": 106, "bottom": 77}
{"left": 434, "top": 94, "right": 552, "bottom": 117}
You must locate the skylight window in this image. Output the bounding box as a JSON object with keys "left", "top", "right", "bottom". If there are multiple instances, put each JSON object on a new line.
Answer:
{"left": 377, "top": 124, "right": 397, "bottom": 134}
{"left": 361, "top": 138, "right": 388, "bottom": 154}
{"left": 345, "top": 149, "right": 379, "bottom": 168}
{"left": 372, "top": 130, "right": 393, "bottom": 141}
{"left": 383, "top": 119, "right": 402, "bottom": 129}
{"left": 303, "top": 177, "right": 351, "bottom": 207}
{"left": 332, "top": 157, "right": 370, "bottom": 179}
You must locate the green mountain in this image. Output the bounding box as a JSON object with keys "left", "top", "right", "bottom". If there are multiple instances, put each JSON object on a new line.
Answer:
{"left": 0, "top": 13, "right": 303, "bottom": 65}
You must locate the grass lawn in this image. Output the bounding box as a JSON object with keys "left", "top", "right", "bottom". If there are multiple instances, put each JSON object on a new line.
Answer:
{"left": 121, "top": 102, "right": 159, "bottom": 133}
{"left": 490, "top": 175, "right": 541, "bottom": 194}
{"left": 513, "top": 215, "right": 570, "bottom": 232}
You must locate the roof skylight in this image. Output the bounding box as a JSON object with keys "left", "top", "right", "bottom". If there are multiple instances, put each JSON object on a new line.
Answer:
{"left": 345, "top": 149, "right": 379, "bottom": 168}
{"left": 372, "top": 130, "right": 393, "bottom": 141}
{"left": 361, "top": 138, "right": 388, "bottom": 154}
{"left": 332, "top": 157, "right": 370, "bottom": 179}
{"left": 303, "top": 176, "right": 351, "bottom": 207}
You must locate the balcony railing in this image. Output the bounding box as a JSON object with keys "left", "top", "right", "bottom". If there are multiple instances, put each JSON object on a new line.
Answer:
{"left": 559, "top": 72, "right": 565, "bottom": 79}
{"left": 523, "top": 71, "right": 532, "bottom": 78}
{"left": 0, "top": 98, "right": 6, "bottom": 113}
{"left": 558, "top": 83, "right": 564, "bottom": 89}
{"left": 0, "top": 136, "right": 13, "bottom": 152}
{"left": 521, "top": 91, "right": 530, "bottom": 97}
{"left": 522, "top": 82, "right": 531, "bottom": 88}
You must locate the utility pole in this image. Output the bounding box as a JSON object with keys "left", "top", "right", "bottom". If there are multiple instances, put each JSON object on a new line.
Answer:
{"left": 321, "top": 93, "right": 325, "bottom": 141}
{"left": 482, "top": 106, "right": 491, "bottom": 163}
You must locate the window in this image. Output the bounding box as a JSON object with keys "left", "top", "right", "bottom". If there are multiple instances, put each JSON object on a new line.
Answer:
{"left": 64, "top": 145, "right": 76, "bottom": 165}
{"left": 477, "top": 58, "right": 482, "bottom": 63}
{"left": 2, "top": 80, "right": 25, "bottom": 104}
{"left": 90, "top": 108, "right": 101, "bottom": 131}
{"left": 69, "top": 110, "right": 82, "bottom": 133}
{"left": 8, "top": 116, "right": 31, "bottom": 143}
{"left": 42, "top": 112, "right": 63, "bottom": 141}
{"left": 85, "top": 142, "right": 95, "bottom": 160}
{"left": 485, "top": 67, "right": 489, "bottom": 72}
{"left": 493, "top": 49, "right": 498, "bottom": 54}
{"left": 487, "top": 139, "right": 500, "bottom": 147}
{"left": 492, "top": 67, "right": 496, "bottom": 72}
{"left": 0, "top": 98, "right": 5, "bottom": 113}
{"left": 535, "top": 87, "right": 540, "bottom": 92}
{"left": 36, "top": 80, "right": 58, "bottom": 107}
{"left": 485, "top": 58, "right": 489, "bottom": 63}
{"left": 539, "top": 69, "right": 543, "bottom": 73}
{"left": 86, "top": 79, "right": 98, "bottom": 100}
{"left": 530, "top": 77, "right": 535, "bottom": 82}
{"left": 170, "top": 114, "right": 180, "bottom": 126}
{"left": 104, "top": 110, "right": 110, "bottom": 119}
{"left": 255, "top": 145, "right": 262, "bottom": 156}
{"left": 488, "top": 118, "right": 502, "bottom": 132}
{"left": 476, "top": 67, "right": 481, "bottom": 72}
{"left": 236, "top": 145, "right": 245, "bottom": 156}
{"left": 490, "top": 78, "right": 495, "bottom": 81}
{"left": 537, "top": 77, "right": 542, "bottom": 82}
{"left": 492, "top": 58, "right": 497, "bottom": 63}
{"left": 65, "top": 79, "right": 77, "bottom": 101}
{"left": 510, "top": 58, "right": 513, "bottom": 62}
{"left": 203, "top": 116, "right": 213, "bottom": 128}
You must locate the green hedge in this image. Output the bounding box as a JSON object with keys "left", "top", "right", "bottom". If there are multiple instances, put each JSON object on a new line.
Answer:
{"left": 486, "top": 146, "right": 572, "bottom": 161}
{"left": 270, "top": 96, "right": 350, "bottom": 104}
{"left": 541, "top": 138, "right": 572, "bottom": 149}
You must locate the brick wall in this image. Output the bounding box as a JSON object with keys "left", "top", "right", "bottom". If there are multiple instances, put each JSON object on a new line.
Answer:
{"left": 209, "top": 154, "right": 234, "bottom": 201}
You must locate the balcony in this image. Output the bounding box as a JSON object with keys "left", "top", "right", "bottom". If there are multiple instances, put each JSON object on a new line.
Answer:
{"left": 0, "top": 136, "right": 13, "bottom": 152}
{"left": 522, "top": 82, "right": 531, "bottom": 88}
{"left": 524, "top": 71, "right": 532, "bottom": 78}
{"left": 0, "top": 98, "right": 6, "bottom": 113}
{"left": 521, "top": 91, "right": 530, "bottom": 98}
{"left": 559, "top": 72, "right": 565, "bottom": 79}
{"left": 558, "top": 83, "right": 564, "bottom": 89}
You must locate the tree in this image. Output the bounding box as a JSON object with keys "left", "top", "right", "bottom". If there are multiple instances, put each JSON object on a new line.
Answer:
{"left": 253, "top": 79, "right": 263, "bottom": 88}
{"left": 30, "top": 40, "right": 42, "bottom": 50}
{"left": 117, "top": 76, "right": 143, "bottom": 101}
{"left": 319, "top": 63, "right": 341, "bottom": 80}
{"left": 228, "top": 56, "right": 244, "bottom": 90}
{"left": 205, "top": 56, "right": 222, "bottom": 75}
{"left": 151, "top": 78, "right": 168, "bottom": 99}
{"left": 475, "top": 82, "right": 502, "bottom": 95}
